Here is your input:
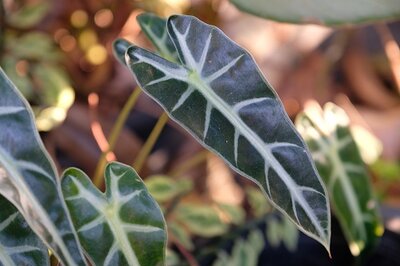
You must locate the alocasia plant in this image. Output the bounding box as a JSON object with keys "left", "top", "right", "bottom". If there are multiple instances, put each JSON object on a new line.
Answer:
{"left": 0, "top": 67, "right": 167, "bottom": 265}
{"left": 115, "top": 14, "right": 331, "bottom": 251}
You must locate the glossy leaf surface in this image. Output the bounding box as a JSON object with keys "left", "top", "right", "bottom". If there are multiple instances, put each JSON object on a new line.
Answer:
{"left": 296, "top": 102, "right": 383, "bottom": 256}
{"left": 0, "top": 195, "right": 49, "bottom": 266}
{"left": 122, "top": 14, "right": 330, "bottom": 250}
{"left": 0, "top": 68, "right": 86, "bottom": 266}
{"left": 230, "top": 0, "right": 400, "bottom": 25}
{"left": 62, "top": 162, "right": 167, "bottom": 266}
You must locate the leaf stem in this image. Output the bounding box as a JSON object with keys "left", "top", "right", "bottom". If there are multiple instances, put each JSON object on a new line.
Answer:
{"left": 93, "top": 88, "right": 141, "bottom": 188}
{"left": 169, "top": 150, "right": 209, "bottom": 177}
{"left": 132, "top": 112, "right": 169, "bottom": 173}
{"left": 173, "top": 238, "right": 199, "bottom": 266}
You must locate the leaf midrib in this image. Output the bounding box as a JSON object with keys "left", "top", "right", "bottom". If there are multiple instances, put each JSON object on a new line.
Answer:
{"left": 188, "top": 72, "right": 326, "bottom": 240}
{"left": 104, "top": 202, "right": 140, "bottom": 266}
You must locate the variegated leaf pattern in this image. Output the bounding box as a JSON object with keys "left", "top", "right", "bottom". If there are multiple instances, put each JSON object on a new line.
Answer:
{"left": 0, "top": 68, "right": 86, "bottom": 266}
{"left": 230, "top": 0, "right": 400, "bottom": 25}
{"left": 122, "top": 14, "right": 330, "bottom": 250}
{"left": 296, "top": 102, "right": 383, "bottom": 256}
{"left": 0, "top": 195, "right": 49, "bottom": 266}
{"left": 62, "top": 162, "right": 167, "bottom": 266}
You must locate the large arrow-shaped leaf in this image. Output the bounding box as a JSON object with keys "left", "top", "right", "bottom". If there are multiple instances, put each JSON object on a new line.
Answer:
{"left": 0, "top": 195, "right": 49, "bottom": 266}
{"left": 0, "top": 68, "right": 86, "bottom": 266}
{"left": 62, "top": 162, "right": 167, "bottom": 266}
{"left": 296, "top": 102, "right": 383, "bottom": 256}
{"left": 120, "top": 14, "right": 330, "bottom": 250}
{"left": 230, "top": 0, "right": 400, "bottom": 26}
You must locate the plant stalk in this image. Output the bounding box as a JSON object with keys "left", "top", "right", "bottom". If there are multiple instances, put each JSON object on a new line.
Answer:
{"left": 93, "top": 88, "right": 141, "bottom": 188}
{"left": 132, "top": 112, "right": 169, "bottom": 173}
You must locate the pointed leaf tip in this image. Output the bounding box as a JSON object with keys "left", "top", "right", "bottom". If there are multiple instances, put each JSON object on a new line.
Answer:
{"left": 123, "top": 14, "right": 331, "bottom": 249}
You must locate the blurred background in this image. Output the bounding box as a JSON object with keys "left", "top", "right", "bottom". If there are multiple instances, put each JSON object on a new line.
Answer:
{"left": 1, "top": 0, "right": 400, "bottom": 265}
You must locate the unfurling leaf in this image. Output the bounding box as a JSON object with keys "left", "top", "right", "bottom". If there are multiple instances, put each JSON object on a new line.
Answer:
{"left": 0, "top": 68, "right": 86, "bottom": 266}
{"left": 116, "top": 14, "right": 330, "bottom": 251}
{"left": 296, "top": 102, "right": 383, "bottom": 256}
{"left": 62, "top": 162, "right": 167, "bottom": 266}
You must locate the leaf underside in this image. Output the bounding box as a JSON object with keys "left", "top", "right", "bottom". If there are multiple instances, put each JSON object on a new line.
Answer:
{"left": 230, "top": 0, "right": 400, "bottom": 25}
{"left": 0, "top": 195, "right": 49, "bottom": 266}
{"left": 62, "top": 162, "right": 167, "bottom": 266}
{"left": 0, "top": 68, "right": 86, "bottom": 266}
{"left": 118, "top": 14, "right": 330, "bottom": 250}
{"left": 296, "top": 102, "right": 382, "bottom": 256}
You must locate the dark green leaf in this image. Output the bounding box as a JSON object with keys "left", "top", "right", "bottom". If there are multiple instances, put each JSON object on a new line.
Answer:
{"left": 62, "top": 162, "right": 167, "bottom": 266}
{"left": 0, "top": 195, "right": 49, "bottom": 266}
{"left": 0, "top": 68, "right": 86, "bottom": 265}
{"left": 296, "top": 102, "right": 383, "bottom": 256}
{"left": 121, "top": 14, "right": 330, "bottom": 250}
{"left": 230, "top": 0, "right": 400, "bottom": 25}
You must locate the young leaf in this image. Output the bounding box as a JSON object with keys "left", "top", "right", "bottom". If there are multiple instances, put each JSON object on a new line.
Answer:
{"left": 0, "top": 195, "right": 49, "bottom": 266}
{"left": 114, "top": 13, "right": 178, "bottom": 65}
{"left": 0, "top": 68, "right": 87, "bottom": 266}
{"left": 136, "top": 13, "right": 178, "bottom": 62}
{"left": 122, "top": 14, "right": 330, "bottom": 250}
{"left": 213, "top": 229, "right": 264, "bottom": 266}
{"left": 230, "top": 0, "right": 400, "bottom": 26}
{"left": 296, "top": 102, "right": 383, "bottom": 256}
{"left": 62, "top": 162, "right": 167, "bottom": 266}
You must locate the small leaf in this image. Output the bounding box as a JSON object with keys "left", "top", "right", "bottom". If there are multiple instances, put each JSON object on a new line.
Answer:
{"left": 7, "top": 2, "right": 51, "bottom": 28}
{"left": 176, "top": 203, "right": 228, "bottom": 237}
{"left": 121, "top": 14, "right": 330, "bottom": 251}
{"left": 213, "top": 229, "right": 264, "bottom": 266}
{"left": 114, "top": 13, "right": 178, "bottom": 65}
{"left": 137, "top": 13, "right": 178, "bottom": 62}
{"left": 62, "top": 162, "right": 167, "bottom": 266}
{"left": 1, "top": 55, "right": 33, "bottom": 99}
{"left": 216, "top": 203, "right": 245, "bottom": 225}
{"left": 0, "top": 195, "right": 49, "bottom": 266}
{"left": 230, "top": 0, "right": 400, "bottom": 25}
{"left": 169, "top": 222, "right": 194, "bottom": 250}
{"left": 6, "top": 32, "right": 60, "bottom": 61}
{"left": 296, "top": 102, "right": 383, "bottom": 256}
{"left": 0, "top": 68, "right": 87, "bottom": 266}
{"left": 145, "top": 175, "right": 193, "bottom": 203}
{"left": 266, "top": 215, "right": 299, "bottom": 252}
